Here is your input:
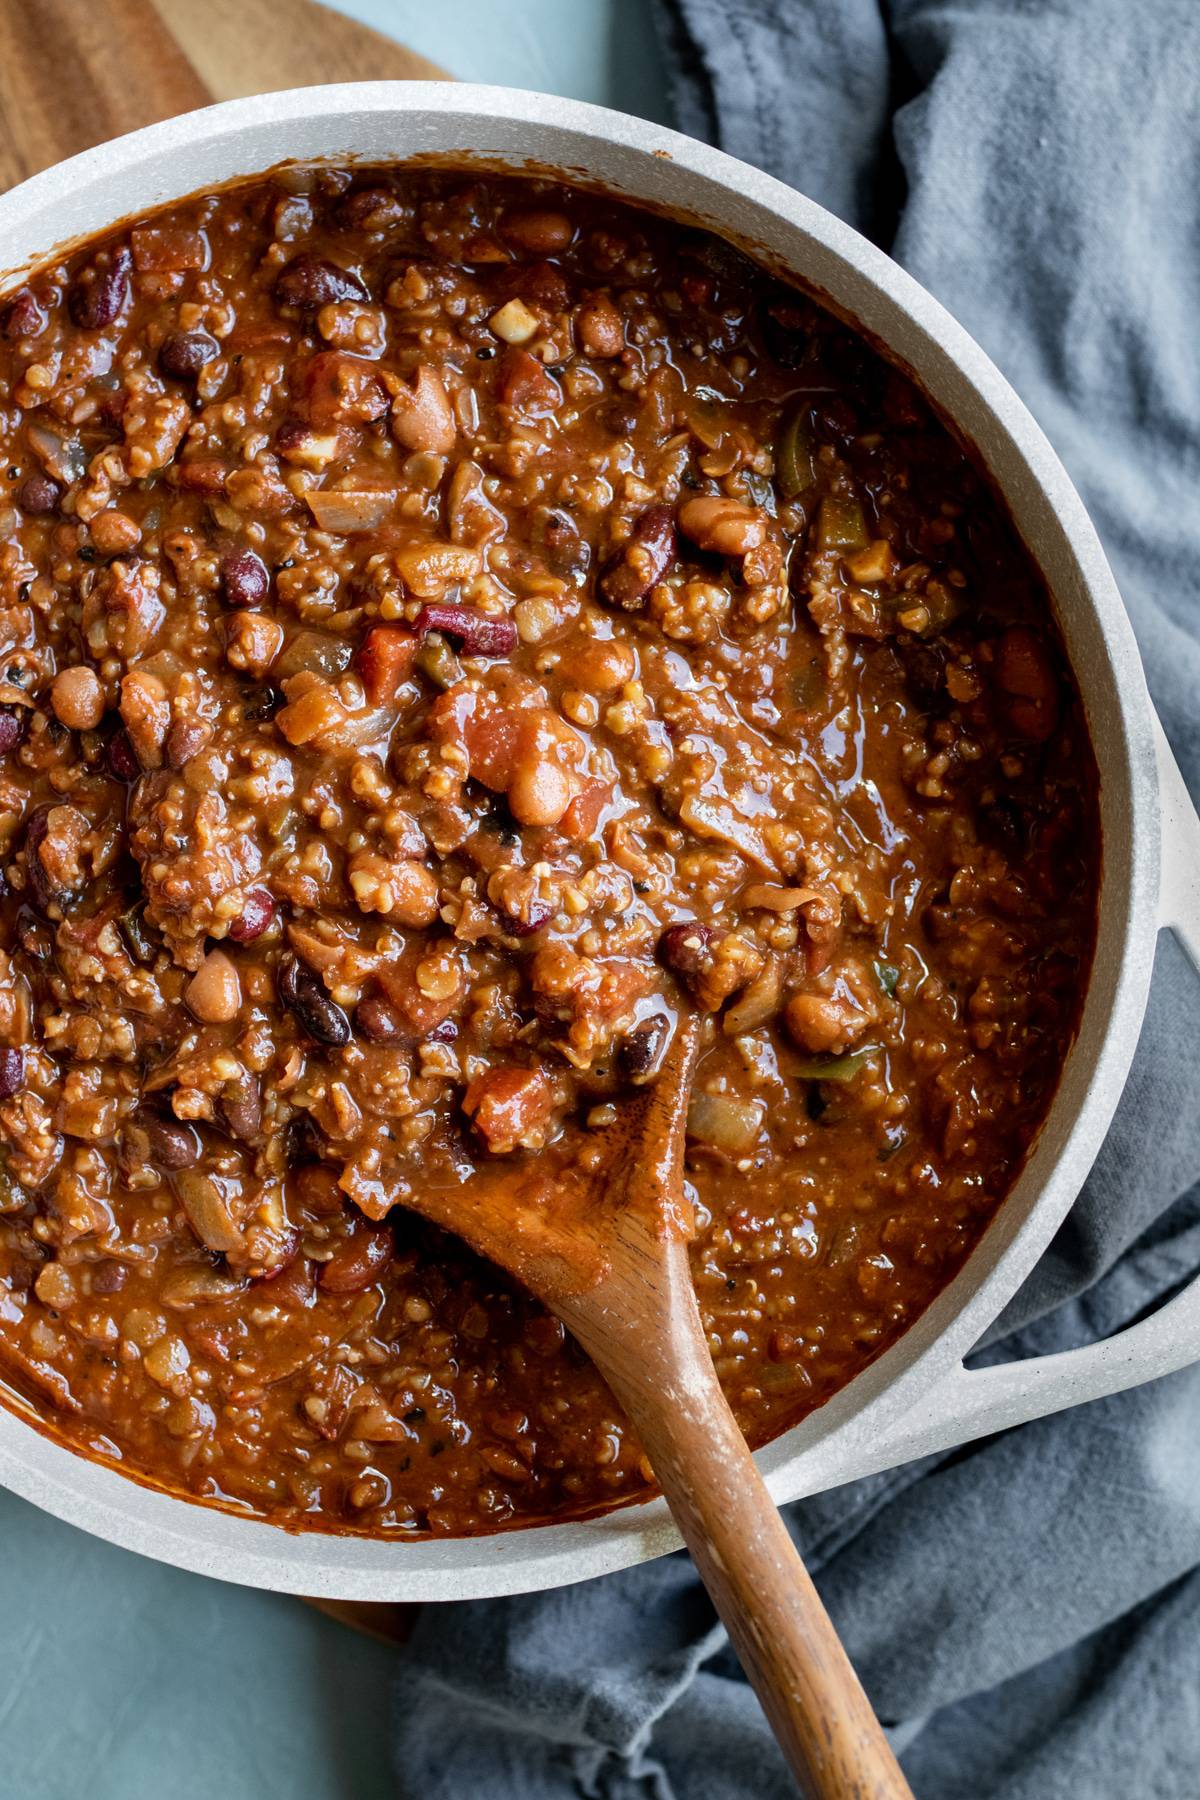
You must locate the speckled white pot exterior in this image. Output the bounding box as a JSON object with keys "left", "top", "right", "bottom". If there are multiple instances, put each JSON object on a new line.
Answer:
{"left": 0, "top": 84, "right": 1196, "bottom": 1603}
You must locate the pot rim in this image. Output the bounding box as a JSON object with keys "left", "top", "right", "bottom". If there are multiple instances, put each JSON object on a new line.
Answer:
{"left": 0, "top": 82, "right": 1161, "bottom": 1600}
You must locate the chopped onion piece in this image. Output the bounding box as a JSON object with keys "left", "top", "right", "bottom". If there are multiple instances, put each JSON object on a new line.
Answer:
{"left": 687, "top": 1091, "right": 764, "bottom": 1154}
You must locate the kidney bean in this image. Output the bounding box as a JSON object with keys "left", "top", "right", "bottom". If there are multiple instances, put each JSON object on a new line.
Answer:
{"left": 138, "top": 1109, "right": 201, "bottom": 1170}
{"left": 319, "top": 1220, "right": 393, "bottom": 1293}
{"left": 414, "top": 604, "right": 517, "bottom": 658}
{"left": 220, "top": 548, "right": 270, "bottom": 609}
{"left": 600, "top": 505, "right": 676, "bottom": 609}
{"left": 495, "top": 896, "right": 554, "bottom": 939}
{"left": 18, "top": 473, "right": 61, "bottom": 514}
{"left": 275, "top": 254, "right": 368, "bottom": 310}
{"left": 228, "top": 887, "right": 277, "bottom": 943}
{"left": 1, "top": 289, "right": 44, "bottom": 340}
{"left": 0, "top": 711, "right": 26, "bottom": 756}
{"left": 68, "top": 246, "right": 132, "bottom": 330}
{"left": 218, "top": 1072, "right": 262, "bottom": 1143}
{"left": 427, "top": 1018, "right": 459, "bottom": 1044}
{"left": 24, "top": 805, "right": 85, "bottom": 913}
{"left": 159, "top": 329, "right": 219, "bottom": 382}
{"left": 355, "top": 992, "right": 408, "bottom": 1044}
{"left": 618, "top": 1014, "right": 671, "bottom": 1084}
{"left": 0, "top": 1047, "right": 24, "bottom": 1099}
{"left": 165, "top": 718, "right": 212, "bottom": 769}
{"left": 90, "top": 1261, "right": 128, "bottom": 1296}
{"left": 106, "top": 729, "right": 141, "bottom": 782}
{"left": 278, "top": 953, "right": 351, "bottom": 1048}
{"left": 659, "top": 921, "right": 718, "bottom": 978}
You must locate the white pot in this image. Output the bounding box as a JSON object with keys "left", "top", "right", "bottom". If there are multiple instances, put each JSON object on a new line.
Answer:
{"left": 0, "top": 82, "right": 1196, "bottom": 1602}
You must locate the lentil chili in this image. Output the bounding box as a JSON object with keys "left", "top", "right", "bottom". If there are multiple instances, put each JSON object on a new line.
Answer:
{"left": 0, "top": 167, "right": 1098, "bottom": 1535}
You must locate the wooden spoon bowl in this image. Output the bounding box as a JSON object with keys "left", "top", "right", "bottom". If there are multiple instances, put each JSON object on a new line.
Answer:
{"left": 401, "top": 1014, "right": 913, "bottom": 1800}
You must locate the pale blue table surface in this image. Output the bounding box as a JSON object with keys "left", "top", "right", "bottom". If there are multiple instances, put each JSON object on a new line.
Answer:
{"left": 0, "top": 7, "right": 664, "bottom": 1797}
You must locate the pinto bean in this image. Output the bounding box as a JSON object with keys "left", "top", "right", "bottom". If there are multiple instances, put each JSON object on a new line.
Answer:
{"left": 185, "top": 950, "right": 242, "bottom": 1025}
{"left": 391, "top": 364, "right": 456, "bottom": 455}
{"left": 678, "top": 494, "right": 768, "bottom": 557}
{"left": 599, "top": 505, "right": 676, "bottom": 610}
{"left": 50, "top": 666, "right": 105, "bottom": 731}
{"left": 576, "top": 292, "right": 625, "bottom": 358}
{"left": 501, "top": 209, "right": 574, "bottom": 255}
{"left": 319, "top": 1220, "right": 393, "bottom": 1292}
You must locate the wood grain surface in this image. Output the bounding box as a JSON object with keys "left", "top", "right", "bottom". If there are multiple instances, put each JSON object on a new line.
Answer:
{"left": 0, "top": 0, "right": 441, "bottom": 1645}
{"left": 0, "top": 0, "right": 445, "bottom": 189}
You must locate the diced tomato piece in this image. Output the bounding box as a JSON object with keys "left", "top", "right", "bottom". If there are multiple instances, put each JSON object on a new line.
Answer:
{"left": 304, "top": 350, "right": 389, "bottom": 426}
{"left": 463, "top": 1066, "right": 555, "bottom": 1155}
{"left": 131, "top": 227, "right": 209, "bottom": 272}
{"left": 356, "top": 626, "right": 419, "bottom": 704}
{"left": 558, "top": 778, "right": 612, "bottom": 842}
{"left": 427, "top": 684, "right": 523, "bottom": 791}
{"left": 497, "top": 347, "right": 561, "bottom": 414}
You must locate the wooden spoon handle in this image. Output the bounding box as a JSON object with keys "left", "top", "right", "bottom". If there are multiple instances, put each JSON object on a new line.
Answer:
{"left": 567, "top": 1249, "right": 913, "bottom": 1800}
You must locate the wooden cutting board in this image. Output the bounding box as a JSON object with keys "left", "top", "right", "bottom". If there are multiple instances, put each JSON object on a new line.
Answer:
{"left": 0, "top": 0, "right": 446, "bottom": 189}
{"left": 0, "top": 0, "right": 444, "bottom": 1645}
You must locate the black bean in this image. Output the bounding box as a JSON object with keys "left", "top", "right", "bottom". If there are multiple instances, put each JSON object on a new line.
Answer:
{"left": 228, "top": 887, "right": 276, "bottom": 943}
{"left": 618, "top": 1014, "right": 671, "bottom": 1084}
{"left": 600, "top": 399, "right": 640, "bottom": 436}
{"left": 278, "top": 953, "right": 351, "bottom": 1047}
{"left": 117, "top": 904, "right": 159, "bottom": 967}
{"left": 68, "top": 247, "right": 132, "bottom": 331}
{"left": 274, "top": 254, "right": 368, "bottom": 310}
{"left": 0, "top": 710, "right": 26, "bottom": 755}
{"left": 284, "top": 1113, "right": 322, "bottom": 1168}
{"left": 220, "top": 548, "right": 270, "bottom": 609}
{"left": 760, "top": 294, "right": 812, "bottom": 369}
{"left": 159, "top": 329, "right": 219, "bottom": 382}
{"left": 138, "top": 1109, "right": 201, "bottom": 1171}
{"left": 106, "top": 729, "right": 140, "bottom": 782}
{"left": 0, "top": 1047, "right": 24, "bottom": 1099}
{"left": 17, "top": 473, "right": 61, "bottom": 515}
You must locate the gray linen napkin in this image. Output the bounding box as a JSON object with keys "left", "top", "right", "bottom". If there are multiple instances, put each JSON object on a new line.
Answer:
{"left": 392, "top": 4, "right": 1200, "bottom": 1793}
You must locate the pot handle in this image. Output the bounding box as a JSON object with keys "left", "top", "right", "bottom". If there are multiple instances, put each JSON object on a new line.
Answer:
{"left": 866, "top": 715, "right": 1200, "bottom": 1471}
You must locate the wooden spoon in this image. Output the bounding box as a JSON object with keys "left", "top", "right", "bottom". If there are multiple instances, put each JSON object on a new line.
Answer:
{"left": 404, "top": 1014, "right": 913, "bottom": 1799}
